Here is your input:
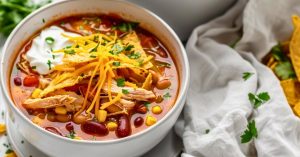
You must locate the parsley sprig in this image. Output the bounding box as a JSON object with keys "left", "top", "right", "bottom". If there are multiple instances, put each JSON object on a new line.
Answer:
{"left": 242, "top": 72, "right": 254, "bottom": 81}
{"left": 240, "top": 120, "right": 258, "bottom": 143}
{"left": 248, "top": 92, "right": 270, "bottom": 109}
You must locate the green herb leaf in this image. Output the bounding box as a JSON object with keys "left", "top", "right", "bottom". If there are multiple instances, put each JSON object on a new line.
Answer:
{"left": 89, "top": 43, "right": 100, "bottom": 53}
{"left": 109, "top": 43, "right": 124, "bottom": 55}
{"left": 242, "top": 72, "right": 254, "bottom": 81}
{"left": 113, "top": 22, "right": 139, "bottom": 32}
{"left": 45, "top": 36, "right": 55, "bottom": 45}
{"left": 31, "top": 66, "right": 36, "bottom": 70}
{"left": 66, "top": 131, "right": 75, "bottom": 139}
{"left": 271, "top": 44, "right": 286, "bottom": 62}
{"left": 52, "top": 54, "right": 55, "bottom": 59}
{"left": 248, "top": 92, "right": 270, "bottom": 109}
{"left": 163, "top": 92, "right": 171, "bottom": 99}
{"left": 5, "top": 149, "right": 13, "bottom": 154}
{"left": 205, "top": 129, "right": 210, "bottom": 134}
{"left": 64, "top": 49, "right": 76, "bottom": 55}
{"left": 143, "top": 102, "right": 150, "bottom": 111}
{"left": 0, "top": 0, "right": 51, "bottom": 36}
{"left": 127, "top": 52, "right": 141, "bottom": 59}
{"left": 122, "top": 89, "right": 129, "bottom": 94}
{"left": 47, "top": 60, "right": 52, "bottom": 70}
{"left": 274, "top": 61, "right": 296, "bottom": 80}
{"left": 113, "top": 61, "right": 120, "bottom": 67}
{"left": 241, "top": 120, "right": 258, "bottom": 143}
{"left": 125, "top": 44, "right": 134, "bottom": 51}
{"left": 116, "top": 78, "right": 125, "bottom": 87}
{"left": 90, "top": 55, "right": 97, "bottom": 58}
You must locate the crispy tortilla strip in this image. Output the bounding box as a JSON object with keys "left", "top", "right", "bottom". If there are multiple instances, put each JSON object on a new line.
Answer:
{"left": 293, "top": 102, "right": 300, "bottom": 117}
{"left": 280, "top": 79, "right": 298, "bottom": 106}
{"left": 122, "top": 32, "right": 153, "bottom": 69}
{"left": 289, "top": 15, "right": 300, "bottom": 81}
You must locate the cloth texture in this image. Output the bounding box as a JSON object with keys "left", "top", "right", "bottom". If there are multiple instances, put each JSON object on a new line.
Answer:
{"left": 175, "top": 0, "right": 300, "bottom": 156}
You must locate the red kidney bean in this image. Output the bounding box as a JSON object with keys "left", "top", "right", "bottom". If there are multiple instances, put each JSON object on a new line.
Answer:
{"left": 23, "top": 75, "right": 39, "bottom": 87}
{"left": 81, "top": 121, "right": 108, "bottom": 136}
{"left": 134, "top": 117, "right": 144, "bottom": 127}
{"left": 45, "top": 127, "right": 62, "bottom": 136}
{"left": 65, "top": 123, "right": 74, "bottom": 132}
{"left": 13, "top": 77, "right": 22, "bottom": 86}
{"left": 116, "top": 115, "right": 131, "bottom": 138}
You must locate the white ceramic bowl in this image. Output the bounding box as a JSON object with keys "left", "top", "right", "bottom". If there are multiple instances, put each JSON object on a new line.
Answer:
{"left": 0, "top": 0, "right": 190, "bottom": 156}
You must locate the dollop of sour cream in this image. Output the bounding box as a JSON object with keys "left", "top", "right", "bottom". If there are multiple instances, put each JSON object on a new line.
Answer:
{"left": 26, "top": 26, "right": 80, "bottom": 75}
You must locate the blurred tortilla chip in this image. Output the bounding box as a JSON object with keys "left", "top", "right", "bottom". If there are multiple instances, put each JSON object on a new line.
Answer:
{"left": 290, "top": 15, "right": 300, "bottom": 81}
{"left": 280, "top": 79, "right": 298, "bottom": 106}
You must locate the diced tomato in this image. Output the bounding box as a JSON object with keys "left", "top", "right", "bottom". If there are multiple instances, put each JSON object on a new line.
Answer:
{"left": 23, "top": 75, "right": 39, "bottom": 87}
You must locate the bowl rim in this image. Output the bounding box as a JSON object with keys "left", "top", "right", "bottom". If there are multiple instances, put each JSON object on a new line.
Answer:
{"left": 0, "top": 0, "right": 190, "bottom": 144}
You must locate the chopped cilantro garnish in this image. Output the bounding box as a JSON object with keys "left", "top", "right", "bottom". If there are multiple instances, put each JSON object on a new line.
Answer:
{"left": 122, "top": 89, "right": 129, "bottom": 94}
{"left": 125, "top": 44, "right": 134, "bottom": 51}
{"left": 274, "top": 61, "right": 296, "bottom": 80}
{"left": 240, "top": 120, "right": 257, "bottom": 143}
{"left": 93, "top": 35, "right": 99, "bottom": 42}
{"left": 31, "top": 66, "right": 36, "bottom": 70}
{"left": 271, "top": 44, "right": 286, "bottom": 62}
{"left": 113, "top": 61, "right": 120, "bottom": 67}
{"left": 116, "top": 78, "right": 125, "bottom": 87}
{"left": 89, "top": 43, "right": 100, "bottom": 53}
{"left": 42, "top": 18, "right": 45, "bottom": 23}
{"left": 45, "top": 37, "right": 55, "bottom": 45}
{"left": 242, "top": 72, "right": 254, "bottom": 81}
{"left": 109, "top": 43, "right": 124, "bottom": 55}
{"left": 75, "top": 44, "right": 80, "bottom": 48}
{"left": 112, "top": 22, "right": 139, "bottom": 32}
{"left": 127, "top": 52, "right": 141, "bottom": 59}
{"left": 64, "top": 49, "right": 75, "bottom": 55}
{"left": 66, "top": 131, "right": 75, "bottom": 139}
{"left": 52, "top": 54, "right": 55, "bottom": 59}
{"left": 90, "top": 55, "right": 97, "bottom": 58}
{"left": 65, "top": 45, "right": 72, "bottom": 49}
{"left": 248, "top": 92, "right": 270, "bottom": 109}
{"left": 47, "top": 60, "right": 52, "bottom": 70}
{"left": 143, "top": 102, "right": 150, "bottom": 111}
{"left": 163, "top": 92, "right": 171, "bottom": 99}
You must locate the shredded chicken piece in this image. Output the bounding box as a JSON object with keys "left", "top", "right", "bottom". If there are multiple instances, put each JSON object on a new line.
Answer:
{"left": 23, "top": 95, "right": 76, "bottom": 109}
{"left": 102, "top": 83, "right": 155, "bottom": 101}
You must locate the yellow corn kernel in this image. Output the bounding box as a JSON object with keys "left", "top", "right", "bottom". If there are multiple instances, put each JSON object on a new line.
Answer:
{"left": 98, "top": 110, "right": 107, "bottom": 123}
{"left": 74, "top": 136, "right": 82, "bottom": 140}
{"left": 145, "top": 115, "right": 157, "bottom": 126}
{"left": 4, "top": 151, "right": 17, "bottom": 157}
{"left": 55, "top": 106, "right": 67, "bottom": 115}
{"left": 152, "top": 105, "right": 162, "bottom": 114}
{"left": 31, "top": 88, "right": 42, "bottom": 98}
{"left": 32, "top": 116, "right": 42, "bottom": 125}
{"left": 107, "top": 122, "right": 118, "bottom": 131}
{"left": 0, "top": 123, "right": 6, "bottom": 134}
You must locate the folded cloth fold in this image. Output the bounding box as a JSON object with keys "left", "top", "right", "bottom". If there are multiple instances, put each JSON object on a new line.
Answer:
{"left": 175, "top": 0, "right": 300, "bottom": 156}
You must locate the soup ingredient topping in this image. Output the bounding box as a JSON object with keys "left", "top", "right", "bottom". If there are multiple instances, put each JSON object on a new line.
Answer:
{"left": 145, "top": 115, "right": 157, "bottom": 126}
{"left": 25, "top": 26, "right": 80, "bottom": 75}
{"left": 240, "top": 120, "right": 257, "bottom": 143}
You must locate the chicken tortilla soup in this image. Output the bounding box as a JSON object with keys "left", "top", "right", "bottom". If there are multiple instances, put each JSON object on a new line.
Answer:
{"left": 9, "top": 15, "right": 179, "bottom": 140}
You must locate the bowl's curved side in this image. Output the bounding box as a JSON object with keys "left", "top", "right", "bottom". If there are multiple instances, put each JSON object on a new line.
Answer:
{"left": 0, "top": 0, "right": 190, "bottom": 156}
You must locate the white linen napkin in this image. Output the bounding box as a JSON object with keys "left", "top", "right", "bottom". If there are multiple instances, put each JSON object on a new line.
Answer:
{"left": 175, "top": 0, "right": 300, "bottom": 156}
